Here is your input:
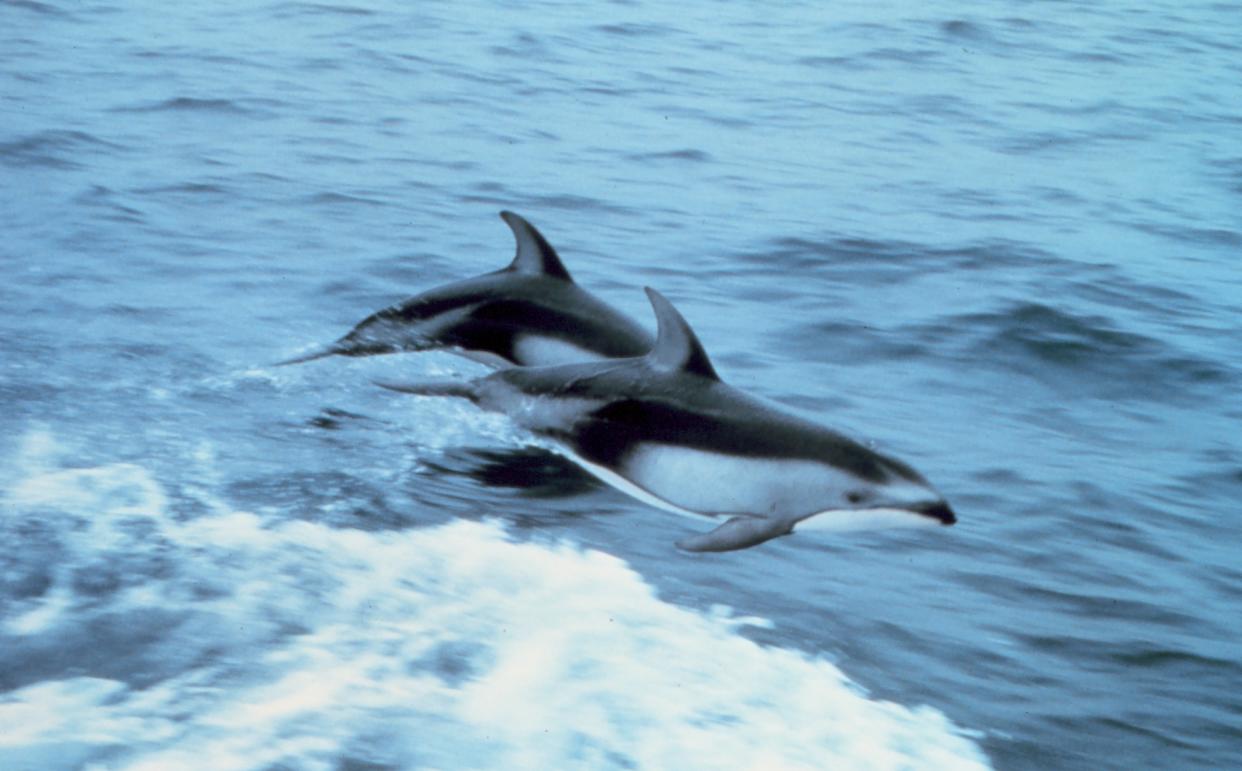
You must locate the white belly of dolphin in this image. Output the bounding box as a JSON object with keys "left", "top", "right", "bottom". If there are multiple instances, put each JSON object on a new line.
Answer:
{"left": 793, "top": 507, "right": 943, "bottom": 532}
{"left": 512, "top": 335, "right": 601, "bottom": 366}
{"left": 555, "top": 448, "right": 720, "bottom": 524}
{"left": 562, "top": 443, "right": 944, "bottom": 533}
{"left": 615, "top": 443, "right": 858, "bottom": 520}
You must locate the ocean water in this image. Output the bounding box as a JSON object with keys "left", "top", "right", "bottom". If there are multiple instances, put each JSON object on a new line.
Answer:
{"left": 2, "top": 0, "right": 1240, "bottom": 769}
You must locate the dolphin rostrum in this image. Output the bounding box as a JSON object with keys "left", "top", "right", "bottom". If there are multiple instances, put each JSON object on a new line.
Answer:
{"left": 279, "top": 211, "right": 652, "bottom": 367}
{"left": 377, "top": 288, "right": 956, "bottom": 552}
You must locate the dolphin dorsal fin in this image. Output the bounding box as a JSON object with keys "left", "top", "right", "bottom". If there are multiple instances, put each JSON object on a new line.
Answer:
{"left": 644, "top": 287, "right": 719, "bottom": 380}
{"left": 500, "top": 211, "right": 573, "bottom": 281}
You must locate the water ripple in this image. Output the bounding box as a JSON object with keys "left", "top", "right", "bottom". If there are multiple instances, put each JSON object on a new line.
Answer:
{"left": 3, "top": 0, "right": 66, "bottom": 16}
{"left": 111, "top": 97, "right": 280, "bottom": 117}
{"left": 937, "top": 302, "right": 1234, "bottom": 399}
{"left": 0, "top": 130, "right": 121, "bottom": 170}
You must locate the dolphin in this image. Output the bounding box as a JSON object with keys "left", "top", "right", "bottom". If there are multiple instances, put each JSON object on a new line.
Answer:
{"left": 278, "top": 211, "right": 652, "bottom": 367}
{"left": 376, "top": 288, "right": 956, "bottom": 552}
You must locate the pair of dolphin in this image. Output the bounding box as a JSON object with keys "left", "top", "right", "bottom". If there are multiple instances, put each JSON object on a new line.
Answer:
{"left": 283, "top": 211, "right": 956, "bottom": 551}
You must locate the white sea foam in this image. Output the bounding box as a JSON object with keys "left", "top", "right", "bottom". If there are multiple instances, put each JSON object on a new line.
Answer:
{"left": 0, "top": 432, "right": 990, "bottom": 770}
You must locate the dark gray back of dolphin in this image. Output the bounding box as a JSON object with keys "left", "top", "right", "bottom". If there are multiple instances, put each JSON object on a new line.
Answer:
{"left": 494, "top": 289, "right": 932, "bottom": 482}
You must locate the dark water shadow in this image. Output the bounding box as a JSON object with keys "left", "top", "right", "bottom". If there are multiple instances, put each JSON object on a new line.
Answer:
{"left": 420, "top": 446, "right": 603, "bottom": 499}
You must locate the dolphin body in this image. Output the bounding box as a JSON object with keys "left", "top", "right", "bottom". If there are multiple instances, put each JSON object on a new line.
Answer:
{"left": 279, "top": 211, "right": 652, "bottom": 367}
{"left": 378, "top": 288, "right": 956, "bottom": 552}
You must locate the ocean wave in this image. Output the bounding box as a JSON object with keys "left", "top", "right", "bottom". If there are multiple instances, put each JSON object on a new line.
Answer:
{"left": 0, "top": 130, "right": 121, "bottom": 170}
{"left": 2, "top": 0, "right": 66, "bottom": 17}
{"left": 737, "top": 235, "right": 1048, "bottom": 275}
{"left": 0, "top": 430, "right": 989, "bottom": 770}
{"left": 111, "top": 97, "right": 280, "bottom": 118}
{"left": 933, "top": 301, "right": 1234, "bottom": 399}
{"left": 270, "top": 1, "right": 379, "bottom": 18}
{"left": 627, "top": 148, "right": 714, "bottom": 163}
{"left": 303, "top": 191, "right": 391, "bottom": 208}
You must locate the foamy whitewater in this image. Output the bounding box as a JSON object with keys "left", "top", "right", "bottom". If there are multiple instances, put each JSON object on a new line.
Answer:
{"left": 1, "top": 432, "right": 985, "bottom": 770}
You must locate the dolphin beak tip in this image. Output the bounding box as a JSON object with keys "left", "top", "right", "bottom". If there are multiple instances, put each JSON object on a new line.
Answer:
{"left": 922, "top": 501, "right": 957, "bottom": 526}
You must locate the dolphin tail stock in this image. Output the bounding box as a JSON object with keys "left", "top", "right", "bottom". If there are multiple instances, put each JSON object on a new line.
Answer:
{"left": 274, "top": 343, "right": 347, "bottom": 366}
{"left": 373, "top": 378, "right": 481, "bottom": 402}
{"left": 276, "top": 331, "right": 434, "bottom": 367}
{"left": 675, "top": 515, "right": 794, "bottom": 553}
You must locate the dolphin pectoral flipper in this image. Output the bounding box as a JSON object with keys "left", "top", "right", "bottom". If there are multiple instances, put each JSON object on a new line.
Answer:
{"left": 374, "top": 379, "right": 480, "bottom": 402}
{"left": 675, "top": 516, "right": 794, "bottom": 553}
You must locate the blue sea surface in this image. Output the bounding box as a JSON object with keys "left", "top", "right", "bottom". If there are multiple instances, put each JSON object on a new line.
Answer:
{"left": 2, "top": 1, "right": 1240, "bottom": 768}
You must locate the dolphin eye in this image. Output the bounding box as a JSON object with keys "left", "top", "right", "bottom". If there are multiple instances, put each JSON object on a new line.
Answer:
{"left": 846, "top": 491, "right": 868, "bottom": 504}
